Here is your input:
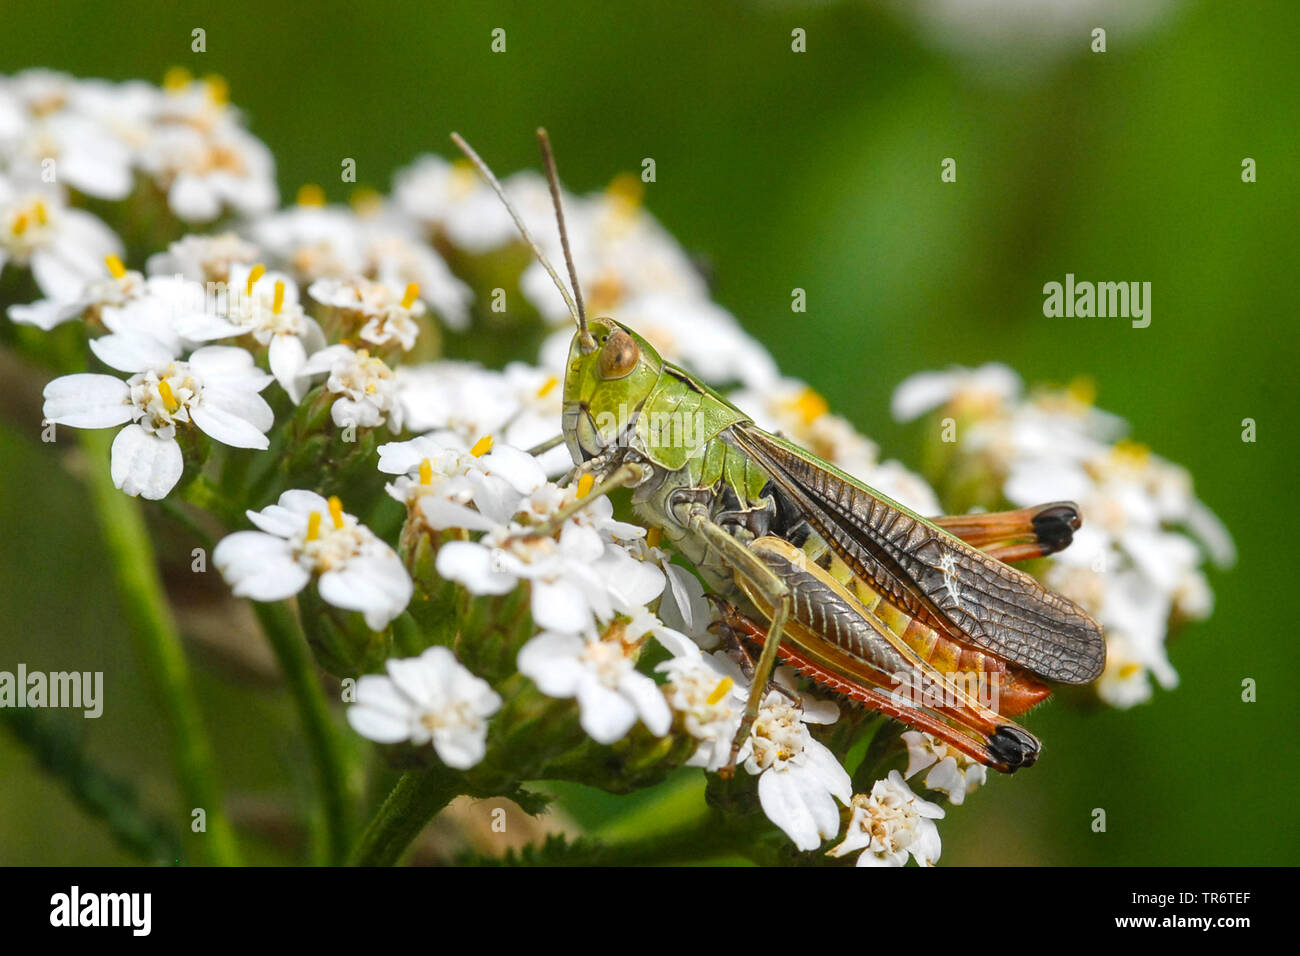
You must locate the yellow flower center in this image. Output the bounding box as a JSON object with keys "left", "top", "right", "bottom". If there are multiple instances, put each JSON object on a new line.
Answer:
{"left": 296, "top": 183, "right": 326, "bottom": 207}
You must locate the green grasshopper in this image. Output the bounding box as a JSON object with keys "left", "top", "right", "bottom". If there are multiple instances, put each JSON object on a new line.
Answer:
{"left": 450, "top": 130, "right": 1106, "bottom": 774}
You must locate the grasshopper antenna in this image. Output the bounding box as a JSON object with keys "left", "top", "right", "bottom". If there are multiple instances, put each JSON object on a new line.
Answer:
{"left": 449, "top": 131, "right": 596, "bottom": 352}
{"left": 536, "top": 127, "right": 591, "bottom": 349}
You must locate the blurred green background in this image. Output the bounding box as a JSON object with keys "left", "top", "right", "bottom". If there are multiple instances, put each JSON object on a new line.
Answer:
{"left": 2, "top": 0, "right": 1297, "bottom": 865}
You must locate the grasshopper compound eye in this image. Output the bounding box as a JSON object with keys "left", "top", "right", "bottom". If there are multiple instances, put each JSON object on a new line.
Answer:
{"left": 598, "top": 328, "right": 640, "bottom": 379}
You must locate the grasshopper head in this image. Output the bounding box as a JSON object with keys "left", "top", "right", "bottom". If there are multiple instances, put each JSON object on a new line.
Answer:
{"left": 561, "top": 317, "right": 664, "bottom": 463}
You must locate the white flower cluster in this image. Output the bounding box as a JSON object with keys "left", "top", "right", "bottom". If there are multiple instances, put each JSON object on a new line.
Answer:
{"left": 893, "top": 364, "right": 1233, "bottom": 708}
{"left": 7, "top": 69, "right": 1231, "bottom": 865}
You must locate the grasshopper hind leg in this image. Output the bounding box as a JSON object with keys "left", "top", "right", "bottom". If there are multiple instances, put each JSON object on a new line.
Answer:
{"left": 681, "top": 505, "right": 794, "bottom": 777}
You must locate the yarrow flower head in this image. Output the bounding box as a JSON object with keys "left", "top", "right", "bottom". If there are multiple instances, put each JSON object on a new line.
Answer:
{"left": 8, "top": 253, "right": 145, "bottom": 331}
{"left": 827, "top": 770, "right": 945, "bottom": 867}
{"left": 214, "top": 490, "right": 413, "bottom": 630}
{"left": 900, "top": 730, "right": 987, "bottom": 806}
{"left": 346, "top": 646, "right": 501, "bottom": 769}
{"left": 308, "top": 275, "right": 426, "bottom": 352}
{"left": 301, "top": 344, "right": 404, "bottom": 430}
{"left": 176, "top": 262, "right": 326, "bottom": 402}
{"left": 517, "top": 628, "right": 672, "bottom": 746}
{"left": 42, "top": 338, "right": 273, "bottom": 499}
{"left": 0, "top": 184, "right": 121, "bottom": 301}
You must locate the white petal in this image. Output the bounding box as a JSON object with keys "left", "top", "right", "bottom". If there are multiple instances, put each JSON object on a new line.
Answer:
{"left": 42, "top": 373, "right": 131, "bottom": 428}
{"left": 30, "top": 249, "right": 92, "bottom": 302}
{"left": 435, "top": 541, "right": 517, "bottom": 595}
{"left": 9, "top": 298, "right": 86, "bottom": 330}
{"left": 246, "top": 493, "right": 323, "bottom": 537}
{"left": 619, "top": 671, "right": 672, "bottom": 736}
{"left": 109, "top": 424, "right": 183, "bottom": 499}
{"left": 169, "top": 174, "right": 221, "bottom": 222}
{"left": 192, "top": 388, "right": 273, "bottom": 449}
{"left": 801, "top": 739, "right": 853, "bottom": 804}
{"left": 348, "top": 677, "right": 417, "bottom": 743}
{"left": 479, "top": 444, "right": 547, "bottom": 494}
{"left": 417, "top": 495, "right": 499, "bottom": 533}
{"left": 318, "top": 554, "right": 412, "bottom": 631}
{"left": 757, "top": 768, "right": 830, "bottom": 852}
{"left": 517, "top": 632, "right": 586, "bottom": 696}
{"left": 531, "top": 578, "right": 593, "bottom": 634}
{"left": 575, "top": 675, "right": 638, "bottom": 745}
{"left": 890, "top": 371, "right": 957, "bottom": 423}
{"left": 89, "top": 329, "right": 176, "bottom": 373}
{"left": 213, "top": 531, "right": 310, "bottom": 601}
{"left": 434, "top": 726, "right": 489, "bottom": 769}
{"left": 268, "top": 333, "right": 310, "bottom": 403}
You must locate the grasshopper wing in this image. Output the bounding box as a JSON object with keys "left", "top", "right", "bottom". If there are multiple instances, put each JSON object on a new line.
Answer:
{"left": 728, "top": 423, "right": 1105, "bottom": 683}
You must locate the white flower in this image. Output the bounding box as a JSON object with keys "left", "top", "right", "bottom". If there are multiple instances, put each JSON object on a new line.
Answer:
{"left": 138, "top": 92, "right": 277, "bottom": 222}
{"left": 438, "top": 521, "right": 618, "bottom": 634}
{"left": 394, "top": 361, "right": 571, "bottom": 476}
{"left": 0, "top": 186, "right": 121, "bottom": 301}
{"left": 392, "top": 156, "right": 555, "bottom": 253}
{"left": 395, "top": 361, "right": 523, "bottom": 442}
{"left": 248, "top": 201, "right": 472, "bottom": 328}
{"left": 377, "top": 432, "right": 547, "bottom": 511}
{"left": 214, "top": 490, "right": 413, "bottom": 630}
{"left": 308, "top": 275, "right": 426, "bottom": 351}
{"left": 347, "top": 646, "right": 500, "bottom": 769}
{"left": 827, "top": 770, "right": 945, "bottom": 867}
{"left": 1094, "top": 629, "right": 1157, "bottom": 709}
{"left": 656, "top": 653, "right": 744, "bottom": 771}
{"left": 9, "top": 109, "right": 134, "bottom": 200}
{"left": 8, "top": 253, "right": 145, "bottom": 331}
{"left": 145, "top": 232, "right": 260, "bottom": 284}
{"left": 517, "top": 630, "right": 671, "bottom": 745}
{"left": 900, "top": 730, "right": 987, "bottom": 806}
{"left": 300, "top": 344, "right": 403, "bottom": 430}
{"left": 398, "top": 443, "right": 663, "bottom": 635}
{"left": 175, "top": 263, "right": 326, "bottom": 402}
{"left": 42, "top": 340, "right": 273, "bottom": 499}
{"left": 891, "top": 362, "right": 1022, "bottom": 423}
{"left": 740, "top": 680, "right": 851, "bottom": 852}
{"left": 688, "top": 658, "right": 850, "bottom": 851}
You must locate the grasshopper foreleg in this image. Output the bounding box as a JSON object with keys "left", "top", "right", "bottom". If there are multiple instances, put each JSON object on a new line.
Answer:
{"left": 524, "top": 434, "right": 566, "bottom": 457}
{"left": 513, "top": 461, "right": 649, "bottom": 540}
{"left": 683, "top": 507, "right": 793, "bottom": 777}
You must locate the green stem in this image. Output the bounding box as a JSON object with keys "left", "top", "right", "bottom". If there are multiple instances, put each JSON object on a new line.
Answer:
{"left": 349, "top": 765, "right": 461, "bottom": 866}
{"left": 182, "top": 473, "right": 243, "bottom": 526}
{"left": 252, "top": 600, "right": 354, "bottom": 865}
{"left": 78, "top": 429, "right": 240, "bottom": 866}
{"left": 1, "top": 708, "right": 183, "bottom": 864}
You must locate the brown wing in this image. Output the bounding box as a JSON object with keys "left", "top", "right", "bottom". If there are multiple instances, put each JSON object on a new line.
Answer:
{"left": 729, "top": 423, "right": 1105, "bottom": 684}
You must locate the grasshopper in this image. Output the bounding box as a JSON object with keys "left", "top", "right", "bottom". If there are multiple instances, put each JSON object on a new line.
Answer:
{"left": 450, "top": 130, "right": 1106, "bottom": 774}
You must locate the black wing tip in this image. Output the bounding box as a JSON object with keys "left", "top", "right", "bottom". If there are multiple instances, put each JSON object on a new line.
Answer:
{"left": 1032, "top": 502, "right": 1082, "bottom": 555}
{"left": 990, "top": 725, "right": 1040, "bottom": 772}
